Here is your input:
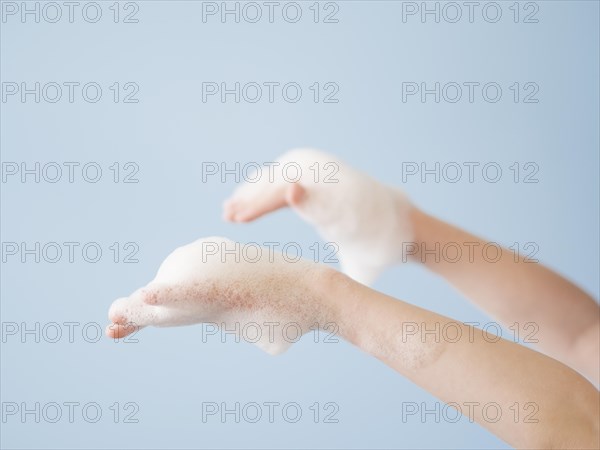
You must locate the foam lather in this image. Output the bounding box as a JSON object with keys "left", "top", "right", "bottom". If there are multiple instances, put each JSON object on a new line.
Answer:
{"left": 227, "top": 148, "right": 414, "bottom": 284}
{"left": 108, "top": 237, "right": 325, "bottom": 355}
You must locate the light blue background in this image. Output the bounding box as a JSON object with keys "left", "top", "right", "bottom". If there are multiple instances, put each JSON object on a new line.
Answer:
{"left": 1, "top": 1, "right": 598, "bottom": 449}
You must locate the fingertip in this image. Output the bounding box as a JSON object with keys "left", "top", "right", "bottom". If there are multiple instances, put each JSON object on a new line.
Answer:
{"left": 106, "top": 322, "right": 141, "bottom": 339}
{"left": 140, "top": 288, "right": 158, "bottom": 305}
{"left": 286, "top": 183, "right": 306, "bottom": 206}
{"left": 228, "top": 212, "right": 244, "bottom": 223}
{"left": 233, "top": 212, "right": 253, "bottom": 223}
{"left": 108, "top": 310, "right": 127, "bottom": 326}
{"left": 222, "top": 198, "right": 238, "bottom": 222}
{"left": 105, "top": 323, "right": 125, "bottom": 339}
{"left": 107, "top": 297, "right": 129, "bottom": 323}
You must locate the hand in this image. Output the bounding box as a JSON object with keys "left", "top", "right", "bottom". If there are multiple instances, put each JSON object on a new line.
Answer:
{"left": 105, "top": 237, "right": 330, "bottom": 355}
{"left": 223, "top": 148, "right": 415, "bottom": 285}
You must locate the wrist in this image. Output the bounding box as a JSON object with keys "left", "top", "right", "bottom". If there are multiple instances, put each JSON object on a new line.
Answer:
{"left": 310, "top": 266, "right": 362, "bottom": 341}
{"left": 405, "top": 206, "right": 431, "bottom": 264}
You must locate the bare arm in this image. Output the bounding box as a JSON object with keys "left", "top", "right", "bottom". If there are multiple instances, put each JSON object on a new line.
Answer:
{"left": 320, "top": 270, "right": 600, "bottom": 450}
{"left": 107, "top": 237, "right": 599, "bottom": 448}
{"left": 221, "top": 148, "right": 599, "bottom": 383}
{"left": 406, "top": 208, "right": 600, "bottom": 385}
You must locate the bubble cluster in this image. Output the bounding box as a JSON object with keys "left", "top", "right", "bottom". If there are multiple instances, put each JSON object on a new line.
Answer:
{"left": 228, "top": 148, "right": 414, "bottom": 284}
{"left": 108, "top": 237, "right": 326, "bottom": 355}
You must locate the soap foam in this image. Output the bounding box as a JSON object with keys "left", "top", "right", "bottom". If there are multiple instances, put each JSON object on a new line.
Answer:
{"left": 230, "top": 148, "right": 414, "bottom": 284}
{"left": 108, "top": 237, "right": 325, "bottom": 355}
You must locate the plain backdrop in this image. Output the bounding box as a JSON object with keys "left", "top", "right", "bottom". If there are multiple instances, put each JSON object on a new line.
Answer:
{"left": 1, "top": 1, "right": 598, "bottom": 449}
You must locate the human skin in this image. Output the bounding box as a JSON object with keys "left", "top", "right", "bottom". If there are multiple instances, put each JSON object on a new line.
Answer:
{"left": 223, "top": 149, "right": 413, "bottom": 285}
{"left": 107, "top": 253, "right": 600, "bottom": 449}
{"left": 408, "top": 208, "right": 600, "bottom": 386}
{"left": 223, "top": 149, "right": 600, "bottom": 385}
{"left": 322, "top": 269, "right": 599, "bottom": 450}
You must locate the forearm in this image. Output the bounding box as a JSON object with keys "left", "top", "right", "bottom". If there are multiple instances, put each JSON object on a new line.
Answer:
{"left": 317, "top": 270, "right": 599, "bottom": 449}
{"left": 407, "top": 207, "right": 599, "bottom": 382}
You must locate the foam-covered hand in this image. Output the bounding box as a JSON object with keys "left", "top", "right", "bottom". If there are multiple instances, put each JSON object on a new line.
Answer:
{"left": 106, "top": 237, "right": 327, "bottom": 355}
{"left": 223, "top": 149, "right": 414, "bottom": 285}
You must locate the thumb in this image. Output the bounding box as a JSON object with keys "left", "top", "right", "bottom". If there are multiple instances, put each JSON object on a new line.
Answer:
{"left": 105, "top": 282, "right": 170, "bottom": 339}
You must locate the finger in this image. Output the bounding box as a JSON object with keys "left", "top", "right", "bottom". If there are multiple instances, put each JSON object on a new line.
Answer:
{"left": 105, "top": 322, "right": 143, "bottom": 339}
{"left": 285, "top": 182, "right": 306, "bottom": 206}
{"left": 223, "top": 184, "right": 289, "bottom": 223}
{"left": 138, "top": 282, "right": 180, "bottom": 306}
{"left": 107, "top": 293, "right": 158, "bottom": 331}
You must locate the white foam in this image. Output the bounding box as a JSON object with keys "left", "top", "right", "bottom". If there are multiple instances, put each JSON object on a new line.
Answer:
{"left": 231, "top": 148, "right": 414, "bottom": 284}
{"left": 108, "top": 237, "right": 324, "bottom": 355}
